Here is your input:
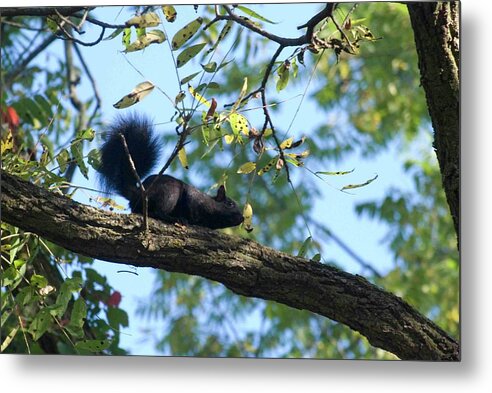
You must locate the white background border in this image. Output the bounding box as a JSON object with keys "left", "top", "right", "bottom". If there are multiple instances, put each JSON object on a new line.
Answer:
{"left": 1, "top": 0, "right": 489, "bottom": 391}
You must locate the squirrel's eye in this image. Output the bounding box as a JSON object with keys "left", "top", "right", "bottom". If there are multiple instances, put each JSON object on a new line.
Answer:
{"left": 225, "top": 201, "right": 235, "bottom": 208}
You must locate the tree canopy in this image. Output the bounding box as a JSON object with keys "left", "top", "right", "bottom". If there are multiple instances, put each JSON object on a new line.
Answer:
{"left": 0, "top": 2, "right": 459, "bottom": 360}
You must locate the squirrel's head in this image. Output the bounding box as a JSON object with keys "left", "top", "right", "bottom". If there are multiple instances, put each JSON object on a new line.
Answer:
{"left": 211, "top": 185, "right": 244, "bottom": 229}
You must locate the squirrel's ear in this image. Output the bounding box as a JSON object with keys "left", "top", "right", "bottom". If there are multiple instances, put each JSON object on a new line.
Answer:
{"left": 215, "top": 185, "right": 226, "bottom": 202}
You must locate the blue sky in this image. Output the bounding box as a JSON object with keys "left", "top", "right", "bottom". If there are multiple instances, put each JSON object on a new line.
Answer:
{"left": 35, "top": 4, "right": 418, "bottom": 355}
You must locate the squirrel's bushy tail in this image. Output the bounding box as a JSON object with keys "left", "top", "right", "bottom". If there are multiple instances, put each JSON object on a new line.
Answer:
{"left": 98, "top": 114, "right": 161, "bottom": 200}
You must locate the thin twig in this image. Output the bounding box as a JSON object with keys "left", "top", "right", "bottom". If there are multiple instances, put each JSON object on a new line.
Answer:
{"left": 0, "top": 20, "right": 48, "bottom": 32}
{"left": 73, "top": 43, "right": 102, "bottom": 127}
{"left": 82, "top": 14, "right": 127, "bottom": 29}
{"left": 55, "top": 9, "right": 83, "bottom": 33}
{"left": 118, "top": 133, "right": 148, "bottom": 231}
{"left": 313, "top": 221, "right": 382, "bottom": 278}
{"left": 330, "top": 14, "right": 355, "bottom": 52}
{"left": 5, "top": 34, "right": 57, "bottom": 87}
{"left": 55, "top": 19, "right": 106, "bottom": 47}
{"left": 297, "top": 3, "right": 336, "bottom": 42}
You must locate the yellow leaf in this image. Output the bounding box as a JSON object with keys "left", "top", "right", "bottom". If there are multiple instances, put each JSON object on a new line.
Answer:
{"left": 232, "top": 77, "right": 248, "bottom": 112}
{"left": 113, "top": 81, "right": 155, "bottom": 109}
{"left": 175, "top": 91, "right": 186, "bottom": 105}
{"left": 188, "top": 85, "right": 211, "bottom": 107}
{"left": 257, "top": 156, "right": 277, "bottom": 175}
{"left": 1, "top": 128, "right": 14, "bottom": 154}
{"left": 228, "top": 113, "right": 249, "bottom": 136}
{"left": 224, "top": 134, "right": 235, "bottom": 144}
{"left": 237, "top": 162, "right": 256, "bottom": 174}
{"left": 126, "top": 12, "right": 161, "bottom": 28}
{"left": 178, "top": 147, "right": 189, "bottom": 169}
{"left": 162, "top": 5, "right": 177, "bottom": 22}
{"left": 124, "top": 31, "right": 166, "bottom": 53}
{"left": 242, "top": 203, "right": 254, "bottom": 232}
{"left": 279, "top": 137, "right": 293, "bottom": 150}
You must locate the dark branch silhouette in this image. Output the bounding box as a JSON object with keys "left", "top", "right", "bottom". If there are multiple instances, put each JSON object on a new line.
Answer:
{"left": 1, "top": 172, "right": 459, "bottom": 361}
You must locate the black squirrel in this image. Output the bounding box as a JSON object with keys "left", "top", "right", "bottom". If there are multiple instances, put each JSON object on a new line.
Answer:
{"left": 98, "top": 114, "right": 244, "bottom": 229}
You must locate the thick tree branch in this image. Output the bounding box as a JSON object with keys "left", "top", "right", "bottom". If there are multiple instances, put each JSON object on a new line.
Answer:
{"left": 0, "top": 7, "right": 93, "bottom": 17}
{"left": 1, "top": 172, "right": 459, "bottom": 360}
{"left": 407, "top": 2, "right": 460, "bottom": 246}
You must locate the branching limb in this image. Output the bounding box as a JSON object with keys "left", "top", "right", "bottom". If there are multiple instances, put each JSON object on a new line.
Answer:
{"left": 1, "top": 171, "right": 460, "bottom": 361}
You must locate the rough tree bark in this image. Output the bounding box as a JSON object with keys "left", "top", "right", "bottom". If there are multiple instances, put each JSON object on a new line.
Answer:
{"left": 407, "top": 2, "right": 460, "bottom": 246}
{"left": 1, "top": 172, "right": 459, "bottom": 360}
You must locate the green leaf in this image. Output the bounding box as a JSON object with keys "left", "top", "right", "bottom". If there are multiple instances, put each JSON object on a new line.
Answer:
{"left": 104, "top": 27, "right": 124, "bottom": 41}
{"left": 206, "top": 82, "right": 220, "bottom": 90}
{"left": 136, "top": 27, "right": 146, "bottom": 39}
{"left": 237, "top": 5, "right": 278, "bottom": 24}
{"left": 70, "top": 143, "right": 89, "bottom": 179}
{"left": 316, "top": 169, "right": 355, "bottom": 176}
{"left": 56, "top": 149, "right": 70, "bottom": 173}
{"left": 1, "top": 265, "right": 19, "bottom": 287}
{"left": 70, "top": 298, "right": 87, "bottom": 328}
{"left": 201, "top": 61, "right": 217, "bottom": 73}
{"left": 29, "top": 309, "right": 52, "bottom": 341}
{"left": 75, "top": 339, "right": 111, "bottom": 353}
{"left": 292, "top": 58, "right": 299, "bottom": 78}
{"left": 33, "top": 94, "right": 53, "bottom": 118}
{"left": 85, "top": 268, "right": 107, "bottom": 286}
{"left": 122, "top": 27, "right": 132, "bottom": 48}
{"left": 30, "top": 274, "right": 48, "bottom": 288}
{"left": 172, "top": 17, "right": 203, "bottom": 50}
{"left": 217, "top": 59, "right": 234, "bottom": 71}
{"left": 51, "top": 277, "right": 83, "bottom": 318}
{"left": 206, "top": 20, "right": 233, "bottom": 54}
{"left": 65, "top": 297, "right": 87, "bottom": 338}
{"left": 311, "top": 253, "right": 321, "bottom": 262}
{"left": 76, "top": 127, "right": 95, "bottom": 141}
{"left": 180, "top": 71, "right": 201, "bottom": 85}
{"left": 15, "top": 286, "right": 36, "bottom": 306}
{"left": 276, "top": 63, "right": 290, "bottom": 92}
{"left": 107, "top": 307, "right": 129, "bottom": 329}
{"left": 87, "top": 148, "right": 101, "bottom": 171}
{"left": 297, "top": 236, "right": 312, "bottom": 258}
{"left": 341, "top": 174, "right": 378, "bottom": 191}
{"left": 46, "top": 16, "right": 60, "bottom": 33}
{"left": 176, "top": 43, "right": 206, "bottom": 68}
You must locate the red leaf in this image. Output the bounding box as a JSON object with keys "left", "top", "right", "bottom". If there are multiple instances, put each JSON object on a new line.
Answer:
{"left": 106, "top": 291, "right": 122, "bottom": 307}
{"left": 1, "top": 106, "right": 20, "bottom": 128}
